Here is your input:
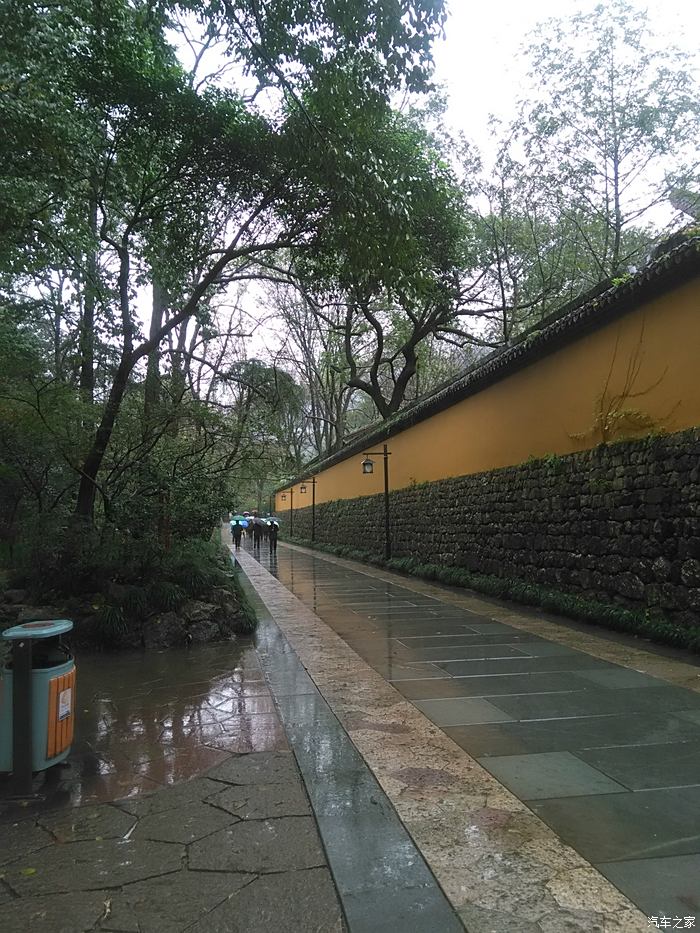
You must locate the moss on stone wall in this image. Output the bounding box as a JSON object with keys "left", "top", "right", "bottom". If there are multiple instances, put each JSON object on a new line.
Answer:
{"left": 287, "top": 428, "right": 700, "bottom": 633}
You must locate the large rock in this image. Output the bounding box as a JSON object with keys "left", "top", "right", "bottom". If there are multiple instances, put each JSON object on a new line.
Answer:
{"left": 180, "top": 599, "right": 222, "bottom": 643}
{"left": 681, "top": 559, "right": 700, "bottom": 588}
{"left": 141, "top": 597, "right": 241, "bottom": 645}
{"left": 142, "top": 610, "right": 186, "bottom": 648}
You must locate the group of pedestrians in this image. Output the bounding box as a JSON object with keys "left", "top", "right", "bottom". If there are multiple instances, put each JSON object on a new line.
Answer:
{"left": 230, "top": 512, "right": 279, "bottom": 553}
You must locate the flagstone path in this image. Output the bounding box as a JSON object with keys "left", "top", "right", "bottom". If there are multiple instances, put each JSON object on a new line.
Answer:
{"left": 235, "top": 537, "right": 700, "bottom": 932}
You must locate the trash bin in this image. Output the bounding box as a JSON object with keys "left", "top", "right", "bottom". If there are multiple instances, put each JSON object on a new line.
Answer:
{"left": 0, "top": 620, "right": 76, "bottom": 775}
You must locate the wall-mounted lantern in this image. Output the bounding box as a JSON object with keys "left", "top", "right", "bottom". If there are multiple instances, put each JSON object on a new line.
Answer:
{"left": 299, "top": 477, "right": 317, "bottom": 543}
{"left": 361, "top": 445, "right": 391, "bottom": 559}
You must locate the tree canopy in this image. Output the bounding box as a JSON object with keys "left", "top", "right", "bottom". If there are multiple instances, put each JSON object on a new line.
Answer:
{"left": 0, "top": 0, "right": 452, "bottom": 572}
{"left": 1, "top": 0, "right": 698, "bottom": 590}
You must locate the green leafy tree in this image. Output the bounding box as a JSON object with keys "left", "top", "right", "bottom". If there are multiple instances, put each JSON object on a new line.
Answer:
{"left": 272, "top": 285, "right": 355, "bottom": 457}
{"left": 1, "top": 0, "right": 450, "bottom": 529}
{"left": 286, "top": 104, "right": 469, "bottom": 419}
{"left": 516, "top": 0, "right": 700, "bottom": 278}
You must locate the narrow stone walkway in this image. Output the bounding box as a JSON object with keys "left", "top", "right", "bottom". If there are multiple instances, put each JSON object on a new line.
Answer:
{"left": 237, "top": 540, "right": 700, "bottom": 932}
{"left": 246, "top": 564, "right": 465, "bottom": 932}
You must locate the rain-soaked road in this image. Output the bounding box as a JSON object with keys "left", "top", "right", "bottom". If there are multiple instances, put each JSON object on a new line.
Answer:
{"left": 240, "top": 539, "right": 700, "bottom": 925}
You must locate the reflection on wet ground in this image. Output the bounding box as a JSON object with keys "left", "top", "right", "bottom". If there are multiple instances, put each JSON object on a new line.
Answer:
{"left": 0, "top": 639, "right": 287, "bottom": 814}
{"left": 248, "top": 542, "right": 700, "bottom": 919}
{"left": 234, "top": 549, "right": 467, "bottom": 932}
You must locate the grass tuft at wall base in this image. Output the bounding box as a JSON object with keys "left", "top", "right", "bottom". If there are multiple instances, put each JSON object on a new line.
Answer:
{"left": 227, "top": 552, "right": 259, "bottom": 634}
{"left": 285, "top": 536, "right": 700, "bottom": 654}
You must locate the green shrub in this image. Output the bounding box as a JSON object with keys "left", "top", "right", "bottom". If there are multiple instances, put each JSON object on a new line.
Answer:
{"left": 147, "top": 580, "right": 185, "bottom": 612}
{"left": 95, "top": 604, "right": 127, "bottom": 646}
{"left": 288, "top": 537, "right": 700, "bottom": 654}
{"left": 3, "top": 521, "right": 256, "bottom": 648}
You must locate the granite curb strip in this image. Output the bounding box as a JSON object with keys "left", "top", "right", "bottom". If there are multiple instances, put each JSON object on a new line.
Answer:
{"left": 235, "top": 546, "right": 648, "bottom": 933}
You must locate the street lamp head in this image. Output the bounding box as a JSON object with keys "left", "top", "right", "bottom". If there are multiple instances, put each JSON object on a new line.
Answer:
{"left": 361, "top": 456, "right": 374, "bottom": 475}
{"left": 300, "top": 484, "right": 307, "bottom": 493}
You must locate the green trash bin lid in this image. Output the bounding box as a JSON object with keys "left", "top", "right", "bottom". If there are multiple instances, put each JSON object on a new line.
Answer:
{"left": 2, "top": 619, "right": 73, "bottom": 640}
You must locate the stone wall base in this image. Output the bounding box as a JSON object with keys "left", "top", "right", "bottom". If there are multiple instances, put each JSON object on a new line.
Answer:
{"left": 289, "top": 429, "right": 700, "bottom": 628}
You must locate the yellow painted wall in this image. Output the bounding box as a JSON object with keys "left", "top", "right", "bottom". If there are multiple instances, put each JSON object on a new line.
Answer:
{"left": 275, "top": 276, "right": 700, "bottom": 511}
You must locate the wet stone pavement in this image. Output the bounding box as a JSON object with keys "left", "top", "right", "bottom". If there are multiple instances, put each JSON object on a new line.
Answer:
{"left": 0, "top": 641, "right": 345, "bottom": 932}
{"left": 245, "top": 575, "right": 465, "bottom": 932}
{"left": 237, "top": 540, "right": 700, "bottom": 931}
{"left": 4, "top": 531, "right": 700, "bottom": 933}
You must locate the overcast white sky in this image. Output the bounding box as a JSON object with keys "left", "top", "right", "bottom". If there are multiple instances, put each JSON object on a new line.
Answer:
{"left": 432, "top": 0, "right": 699, "bottom": 147}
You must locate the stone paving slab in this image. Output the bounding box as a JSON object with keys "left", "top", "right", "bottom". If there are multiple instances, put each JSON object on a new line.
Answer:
{"left": 578, "top": 739, "right": 700, "bottom": 790}
{"left": 131, "top": 799, "right": 240, "bottom": 844}
{"left": 0, "top": 629, "right": 347, "bottom": 933}
{"left": 185, "top": 868, "right": 344, "bottom": 933}
{"left": 236, "top": 545, "right": 649, "bottom": 932}
{"left": 105, "top": 869, "right": 255, "bottom": 933}
{"left": 0, "top": 753, "right": 345, "bottom": 932}
{"left": 529, "top": 785, "right": 700, "bottom": 862}
{"left": 241, "top": 555, "right": 468, "bottom": 932}
{"left": 2, "top": 837, "right": 184, "bottom": 895}
{"left": 481, "top": 751, "right": 628, "bottom": 799}
{"left": 0, "top": 819, "right": 54, "bottom": 864}
{"left": 189, "top": 815, "right": 326, "bottom": 873}
{"left": 269, "top": 543, "right": 700, "bottom": 925}
{"left": 0, "top": 890, "right": 114, "bottom": 933}
{"left": 38, "top": 804, "right": 136, "bottom": 842}
{"left": 597, "top": 854, "right": 700, "bottom": 918}
{"left": 116, "top": 776, "right": 227, "bottom": 817}
{"left": 445, "top": 710, "right": 700, "bottom": 758}
{"left": 208, "top": 779, "right": 312, "bottom": 819}
{"left": 287, "top": 543, "right": 700, "bottom": 694}
{"left": 206, "top": 748, "right": 300, "bottom": 784}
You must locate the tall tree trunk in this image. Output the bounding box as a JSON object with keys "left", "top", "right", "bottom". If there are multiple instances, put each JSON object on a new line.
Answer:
{"left": 143, "top": 276, "right": 166, "bottom": 434}
{"left": 53, "top": 301, "right": 62, "bottom": 377}
{"left": 75, "top": 350, "right": 132, "bottom": 519}
{"left": 166, "top": 322, "right": 189, "bottom": 437}
{"left": 79, "top": 185, "right": 98, "bottom": 402}
{"left": 75, "top": 243, "right": 132, "bottom": 521}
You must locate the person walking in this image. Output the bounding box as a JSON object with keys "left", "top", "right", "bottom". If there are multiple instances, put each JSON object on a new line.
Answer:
{"left": 231, "top": 520, "right": 243, "bottom": 549}
{"left": 268, "top": 520, "right": 279, "bottom": 554}
{"left": 252, "top": 517, "right": 263, "bottom": 548}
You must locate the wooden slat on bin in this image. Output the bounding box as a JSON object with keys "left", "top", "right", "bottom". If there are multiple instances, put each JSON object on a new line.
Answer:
{"left": 46, "top": 668, "right": 75, "bottom": 759}
{"left": 65, "top": 669, "right": 75, "bottom": 749}
{"left": 57, "top": 669, "right": 75, "bottom": 755}
{"left": 57, "top": 673, "right": 66, "bottom": 754}
{"left": 47, "top": 675, "right": 58, "bottom": 759}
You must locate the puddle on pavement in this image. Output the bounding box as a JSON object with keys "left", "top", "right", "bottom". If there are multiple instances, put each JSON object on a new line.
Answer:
{"left": 0, "top": 638, "right": 287, "bottom": 814}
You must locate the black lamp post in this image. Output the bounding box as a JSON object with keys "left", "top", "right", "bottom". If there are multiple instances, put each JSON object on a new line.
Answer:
{"left": 300, "top": 477, "right": 317, "bottom": 543}
{"left": 279, "top": 489, "right": 293, "bottom": 535}
{"left": 361, "top": 443, "right": 391, "bottom": 560}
